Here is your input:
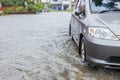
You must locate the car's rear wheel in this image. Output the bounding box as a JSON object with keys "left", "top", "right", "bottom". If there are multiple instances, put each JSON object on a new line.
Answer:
{"left": 69, "top": 24, "right": 71, "bottom": 36}
{"left": 69, "top": 24, "right": 74, "bottom": 41}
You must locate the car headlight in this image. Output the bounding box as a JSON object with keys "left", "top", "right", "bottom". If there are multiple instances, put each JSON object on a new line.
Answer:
{"left": 88, "top": 27, "right": 119, "bottom": 40}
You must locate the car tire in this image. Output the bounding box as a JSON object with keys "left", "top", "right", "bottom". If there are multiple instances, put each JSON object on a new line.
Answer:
{"left": 69, "top": 24, "right": 71, "bottom": 36}
{"left": 79, "top": 37, "right": 96, "bottom": 68}
{"left": 79, "top": 38, "right": 86, "bottom": 62}
{"left": 69, "top": 24, "right": 74, "bottom": 41}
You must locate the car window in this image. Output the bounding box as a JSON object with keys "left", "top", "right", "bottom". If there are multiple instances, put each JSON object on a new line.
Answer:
{"left": 90, "top": 0, "right": 120, "bottom": 13}
{"left": 80, "top": 0, "right": 86, "bottom": 16}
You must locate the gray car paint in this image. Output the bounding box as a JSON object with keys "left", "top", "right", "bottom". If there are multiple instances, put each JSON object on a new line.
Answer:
{"left": 70, "top": 0, "right": 120, "bottom": 68}
{"left": 93, "top": 13, "right": 120, "bottom": 35}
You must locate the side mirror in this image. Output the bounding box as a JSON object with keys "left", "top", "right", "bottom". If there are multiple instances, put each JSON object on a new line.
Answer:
{"left": 75, "top": 8, "right": 81, "bottom": 16}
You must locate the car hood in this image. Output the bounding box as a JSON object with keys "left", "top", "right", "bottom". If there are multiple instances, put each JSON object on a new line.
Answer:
{"left": 92, "top": 13, "right": 120, "bottom": 35}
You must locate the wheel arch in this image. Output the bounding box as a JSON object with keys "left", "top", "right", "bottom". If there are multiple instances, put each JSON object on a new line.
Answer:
{"left": 79, "top": 33, "right": 83, "bottom": 45}
{"left": 79, "top": 33, "right": 84, "bottom": 54}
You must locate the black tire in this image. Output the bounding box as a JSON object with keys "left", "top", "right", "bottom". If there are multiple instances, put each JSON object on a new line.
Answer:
{"left": 79, "top": 38, "right": 96, "bottom": 68}
{"left": 79, "top": 38, "right": 87, "bottom": 62}
{"left": 69, "top": 24, "right": 71, "bottom": 36}
{"left": 69, "top": 24, "right": 74, "bottom": 41}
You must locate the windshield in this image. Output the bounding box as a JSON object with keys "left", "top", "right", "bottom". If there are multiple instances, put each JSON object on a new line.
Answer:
{"left": 90, "top": 0, "right": 120, "bottom": 13}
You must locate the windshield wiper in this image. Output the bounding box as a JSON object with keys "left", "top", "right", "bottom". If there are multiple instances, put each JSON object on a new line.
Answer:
{"left": 100, "top": 9, "right": 120, "bottom": 13}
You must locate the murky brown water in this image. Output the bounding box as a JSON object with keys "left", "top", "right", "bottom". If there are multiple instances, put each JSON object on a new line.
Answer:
{"left": 0, "top": 12, "right": 120, "bottom": 80}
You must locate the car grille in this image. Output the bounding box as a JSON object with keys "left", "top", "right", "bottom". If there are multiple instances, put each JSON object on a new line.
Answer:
{"left": 107, "top": 57, "right": 120, "bottom": 63}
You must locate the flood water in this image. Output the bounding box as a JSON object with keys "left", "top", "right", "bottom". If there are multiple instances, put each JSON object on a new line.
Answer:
{"left": 0, "top": 12, "right": 120, "bottom": 80}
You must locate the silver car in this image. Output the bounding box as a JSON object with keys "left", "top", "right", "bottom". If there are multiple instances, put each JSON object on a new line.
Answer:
{"left": 69, "top": 0, "right": 120, "bottom": 69}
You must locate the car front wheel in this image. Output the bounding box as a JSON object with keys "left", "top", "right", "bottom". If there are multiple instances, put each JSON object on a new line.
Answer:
{"left": 80, "top": 38, "right": 86, "bottom": 62}
{"left": 79, "top": 38, "right": 96, "bottom": 68}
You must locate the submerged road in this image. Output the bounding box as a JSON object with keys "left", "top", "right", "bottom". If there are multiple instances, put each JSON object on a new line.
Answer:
{"left": 0, "top": 12, "right": 120, "bottom": 80}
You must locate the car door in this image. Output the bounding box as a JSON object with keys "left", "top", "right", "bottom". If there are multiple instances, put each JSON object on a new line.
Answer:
{"left": 71, "top": 0, "right": 81, "bottom": 46}
{"left": 74, "top": 0, "right": 86, "bottom": 46}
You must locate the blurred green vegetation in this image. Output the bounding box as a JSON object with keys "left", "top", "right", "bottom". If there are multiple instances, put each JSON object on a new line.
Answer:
{"left": 28, "top": 3, "right": 43, "bottom": 13}
{"left": 0, "top": 0, "right": 43, "bottom": 14}
{"left": 0, "top": 0, "right": 33, "bottom": 7}
{"left": 16, "top": 6, "right": 27, "bottom": 13}
{"left": 28, "top": 4, "right": 39, "bottom": 13}
{"left": 3, "top": 8, "right": 14, "bottom": 14}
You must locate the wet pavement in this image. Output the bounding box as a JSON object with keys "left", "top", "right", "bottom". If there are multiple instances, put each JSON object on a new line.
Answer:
{"left": 0, "top": 12, "right": 120, "bottom": 80}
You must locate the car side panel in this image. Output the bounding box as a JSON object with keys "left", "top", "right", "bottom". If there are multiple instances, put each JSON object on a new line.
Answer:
{"left": 71, "top": 14, "right": 78, "bottom": 44}
{"left": 71, "top": 14, "right": 83, "bottom": 46}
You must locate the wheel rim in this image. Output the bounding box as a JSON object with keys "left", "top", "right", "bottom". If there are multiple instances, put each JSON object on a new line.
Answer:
{"left": 81, "top": 41, "right": 86, "bottom": 62}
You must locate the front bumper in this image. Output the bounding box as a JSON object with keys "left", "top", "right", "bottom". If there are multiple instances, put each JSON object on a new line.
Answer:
{"left": 84, "top": 35, "right": 120, "bottom": 69}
